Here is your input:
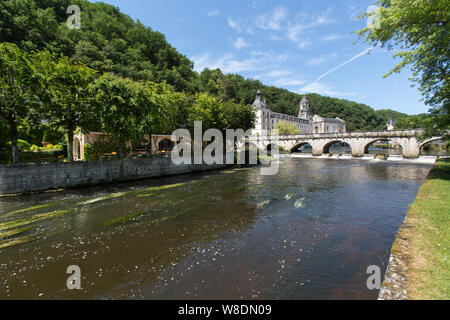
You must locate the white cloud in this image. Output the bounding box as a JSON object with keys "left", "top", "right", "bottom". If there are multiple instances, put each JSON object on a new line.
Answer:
{"left": 286, "top": 23, "right": 304, "bottom": 43}
{"left": 228, "top": 17, "right": 242, "bottom": 32}
{"left": 313, "top": 9, "right": 335, "bottom": 25}
{"left": 306, "top": 53, "right": 337, "bottom": 66}
{"left": 192, "top": 53, "right": 231, "bottom": 72}
{"left": 251, "top": 0, "right": 264, "bottom": 9}
{"left": 284, "top": 8, "right": 334, "bottom": 49}
{"left": 233, "top": 38, "right": 250, "bottom": 50}
{"left": 207, "top": 10, "right": 219, "bottom": 17}
{"left": 274, "top": 78, "right": 306, "bottom": 86}
{"left": 262, "top": 70, "right": 292, "bottom": 77}
{"left": 285, "top": 23, "right": 311, "bottom": 49}
{"left": 270, "top": 34, "right": 284, "bottom": 41}
{"left": 250, "top": 50, "right": 290, "bottom": 62}
{"left": 192, "top": 50, "right": 292, "bottom": 74}
{"left": 255, "top": 6, "right": 288, "bottom": 31}
{"left": 320, "top": 34, "right": 344, "bottom": 42}
{"left": 299, "top": 82, "right": 356, "bottom": 97}
{"left": 192, "top": 53, "right": 268, "bottom": 74}
{"left": 297, "top": 39, "right": 312, "bottom": 49}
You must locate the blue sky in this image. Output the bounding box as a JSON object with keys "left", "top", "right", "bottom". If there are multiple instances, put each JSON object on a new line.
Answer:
{"left": 93, "top": 0, "right": 428, "bottom": 115}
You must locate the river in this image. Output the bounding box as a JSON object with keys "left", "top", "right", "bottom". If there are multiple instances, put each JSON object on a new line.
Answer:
{"left": 0, "top": 158, "right": 433, "bottom": 299}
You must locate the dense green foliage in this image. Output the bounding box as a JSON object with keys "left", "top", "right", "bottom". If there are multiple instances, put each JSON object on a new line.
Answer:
{"left": 36, "top": 50, "right": 98, "bottom": 161}
{"left": 0, "top": 0, "right": 198, "bottom": 92}
{"left": 184, "top": 92, "right": 255, "bottom": 134}
{"left": 0, "top": 43, "right": 43, "bottom": 163}
{"left": 358, "top": 0, "right": 449, "bottom": 136}
{"left": 0, "top": 43, "right": 255, "bottom": 163}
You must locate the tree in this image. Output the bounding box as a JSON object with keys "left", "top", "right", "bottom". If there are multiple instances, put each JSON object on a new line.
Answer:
{"left": 36, "top": 52, "right": 97, "bottom": 161}
{"left": 222, "top": 100, "right": 255, "bottom": 132}
{"left": 90, "top": 74, "right": 157, "bottom": 157}
{"left": 185, "top": 93, "right": 227, "bottom": 134}
{"left": 357, "top": 0, "right": 449, "bottom": 135}
{"left": 146, "top": 82, "right": 195, "bottom": 135}
{"left": 273, "top": 122, "right": 301, "bottom": 136}
{"left": 0, "top": 43, "right": 41, "bottom": 164}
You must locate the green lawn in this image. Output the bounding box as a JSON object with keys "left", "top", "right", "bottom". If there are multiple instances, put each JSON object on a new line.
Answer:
{"left": 392, "top": 159, "right": 450, "bottom": 299}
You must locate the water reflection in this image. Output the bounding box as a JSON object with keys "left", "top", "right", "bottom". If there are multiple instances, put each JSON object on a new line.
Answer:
{"left": 0, "top": 158, "right": 432, "bottom": 299}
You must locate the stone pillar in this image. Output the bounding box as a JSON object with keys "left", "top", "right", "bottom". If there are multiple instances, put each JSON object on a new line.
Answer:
{"left": 312, "top": 142, "right": 323, "bottom": 156}
{"left": 350, "top": 141, "right": 365, "bottom": 158}
{"left": 401, "top": 138, "right": 421, "bottom": 158}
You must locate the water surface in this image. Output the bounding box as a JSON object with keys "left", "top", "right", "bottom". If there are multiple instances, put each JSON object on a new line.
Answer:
{"left": 0, "top": 158, "right": 432, "bottom": 299}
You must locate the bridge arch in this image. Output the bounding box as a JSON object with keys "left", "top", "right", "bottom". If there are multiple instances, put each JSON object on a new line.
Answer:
{"left": 290, "top": 141, "right": 313, "bottom": 153}
{"left": 323, "top": 140, "right": 352, "bottom": 154}
{"left": 420, "top": 137, "right": 446, "bottom": 155}
{"left": 363, "top": 138, "right": 403, "bottom": 155}
{"left": 420, "top": 137, "right": 444, "bottom": 149}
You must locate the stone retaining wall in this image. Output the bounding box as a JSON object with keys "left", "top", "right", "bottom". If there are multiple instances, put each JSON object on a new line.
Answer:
{"left": 0, "top": 157, "right": 228, "bottom": 195}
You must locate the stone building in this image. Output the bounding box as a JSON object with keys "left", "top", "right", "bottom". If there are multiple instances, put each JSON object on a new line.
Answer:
{"left": 387, "top": 118, "right": 397, "bottom": 131}
{"left": 312, "top": 115, "right": 346, "bottom": 134}
{"left": 72, "top": 132, "right": 178, "bottom": 160}
{"left": 251, "top": 90, "right": 346, "bottom": 135}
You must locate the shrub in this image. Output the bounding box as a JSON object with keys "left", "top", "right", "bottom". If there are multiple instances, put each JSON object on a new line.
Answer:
{"left": 7, "top": 140, "right": 31, "bottom": 152}
{"left": 28, "top": 144, "right": 63, "bottom": 152}
{"left": 41, "top": 144, "right": 63, "bottom": 151}
{"left": 30, "top": 145, "right": 41, "bottom": 152}
{"left": 83, "top": 143, "right": 96, "bottom": 161}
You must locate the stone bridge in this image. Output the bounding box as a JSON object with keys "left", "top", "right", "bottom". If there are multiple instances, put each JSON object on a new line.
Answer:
{"left": 249, "top": 130, "right": 446, "bottom": 159}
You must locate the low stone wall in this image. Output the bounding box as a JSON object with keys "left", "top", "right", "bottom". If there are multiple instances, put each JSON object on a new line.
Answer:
{"left": 0, "top": 157, "right": 229, "bottom": 195}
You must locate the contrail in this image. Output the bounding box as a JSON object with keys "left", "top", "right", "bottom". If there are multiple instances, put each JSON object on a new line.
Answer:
{"left": 314, "top": 47, "right": 373, "bottom": 83}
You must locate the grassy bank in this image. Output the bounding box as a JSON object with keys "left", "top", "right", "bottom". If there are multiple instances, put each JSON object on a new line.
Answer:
{"left": 388, "top": 159, "right": 450, "bottom": 299}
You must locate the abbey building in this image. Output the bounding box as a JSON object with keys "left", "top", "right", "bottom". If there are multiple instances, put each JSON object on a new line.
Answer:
{"left": 251, "top": 90, "right": 346, "bottom": 135}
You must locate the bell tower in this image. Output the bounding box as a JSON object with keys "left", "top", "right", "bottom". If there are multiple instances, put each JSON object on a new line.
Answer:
{"left": 298, "top": 96, "right": 311, "bottom": 120}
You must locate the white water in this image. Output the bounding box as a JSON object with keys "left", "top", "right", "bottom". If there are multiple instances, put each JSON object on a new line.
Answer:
{"left": 286, "top": 153, "right": 437, "bottom": 164}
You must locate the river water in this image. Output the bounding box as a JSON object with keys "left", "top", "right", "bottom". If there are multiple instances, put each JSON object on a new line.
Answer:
{"left": 0, "top": 158, "right": 433, "bottom": 299}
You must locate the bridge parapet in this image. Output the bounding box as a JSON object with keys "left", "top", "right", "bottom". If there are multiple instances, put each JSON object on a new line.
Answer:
{"left": 249, "top": 130, "right": 423, "bottom": 142}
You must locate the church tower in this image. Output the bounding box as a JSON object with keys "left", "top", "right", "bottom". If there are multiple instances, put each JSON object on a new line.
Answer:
{"left": 252, "top": 90, "right": 270, "bottom": 135}
{"left": 298, "top": 96, "right": 311, "bottom": 120}
{"left": 252, "top": 90, "right": 268, "bottom": 109}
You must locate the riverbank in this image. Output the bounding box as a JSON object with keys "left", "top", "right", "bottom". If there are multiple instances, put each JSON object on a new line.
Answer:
{"left": 379, "top": 159, "right": 450, "bottom": 300}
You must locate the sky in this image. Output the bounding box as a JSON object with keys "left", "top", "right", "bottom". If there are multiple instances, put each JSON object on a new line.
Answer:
{"left": 93, "top": 0, "right": 429, "bottom": 115}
